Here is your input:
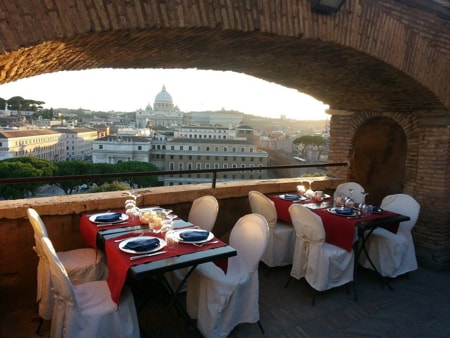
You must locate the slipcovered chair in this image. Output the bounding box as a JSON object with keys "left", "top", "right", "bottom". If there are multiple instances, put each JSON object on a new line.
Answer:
{"left": 333, "top": 182, "right": 366, "bottom": 205}
{"left": 186, "top": 213, "right": 269, "bottom": 338}
{"left": 40, "top": 236, "right": 140, "bottom": 338}
{"left": 187, "top": 195, "right": 219, "bottom": 231}
{"left": 248, "top": 190, "right": 295, "bottom": 267}
{"left": 27, "top": 208, "right": 108, "bottom": 333}
{"left": 359, "top": 193, "right": 420, "bottom": 278}
{"left": 286, "top": 204, "right": 354, "bottom": 302}
{"left": 164, "top": 195, "right": 219, "bottom": 292}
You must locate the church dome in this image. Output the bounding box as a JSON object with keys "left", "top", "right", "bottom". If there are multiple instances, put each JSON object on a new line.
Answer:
{"left": 154, "top": 85, "right": 173, "bottom": 105}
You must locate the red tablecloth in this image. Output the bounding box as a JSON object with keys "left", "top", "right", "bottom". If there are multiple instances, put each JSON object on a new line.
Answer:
{"left": 79, "top": 211, "right": 228, "bottom": 304}
{"left": 105, "top": 231, "right": 227, "bottom": 304}
{"left": 268, "top": 194, "right": 399, "bottom": 252}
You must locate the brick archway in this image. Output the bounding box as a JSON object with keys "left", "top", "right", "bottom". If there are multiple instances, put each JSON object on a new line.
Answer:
{"left": 0, "top": 0, "right": 448, "bottom": 268}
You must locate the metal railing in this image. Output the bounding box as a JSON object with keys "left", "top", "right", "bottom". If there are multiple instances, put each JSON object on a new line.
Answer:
{"left": 0, "top": 162, "right": 347, "bottom": 189}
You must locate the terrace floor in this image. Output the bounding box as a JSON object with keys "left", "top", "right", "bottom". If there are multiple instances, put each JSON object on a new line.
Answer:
{"left": 2, "top": 263, "right": 450, "bottom": 338}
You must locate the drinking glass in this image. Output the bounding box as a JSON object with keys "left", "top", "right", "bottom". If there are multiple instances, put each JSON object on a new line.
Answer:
{"left": 165, "top": 230, "right": 179, "bottom": 251}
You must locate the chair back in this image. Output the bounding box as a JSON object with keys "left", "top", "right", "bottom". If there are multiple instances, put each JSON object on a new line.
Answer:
{"left": 40, "top": 237, "right": 77, "bottom": 305}
{"left": 188, "top": 195, "right": 219, "bottom": 231}
{"left": 248, "top": 190, "right": 277, "bottom": 228}
{"left": 28, "top": 208, "right": 54, "bottom": 320}
{"left": 380, "top": 193, "right": 420, "bottom": 232}
{"left": 229, "top": 213, "right": 269, "bottom": 272}
{"left": 334, "top": 182, "right": 366, "bottom": 204}
{"left": 28, "top": 208, "right": 49, "bottom": 249}
{"left": 288, "top": 204, "right": 325, "bottom": 244}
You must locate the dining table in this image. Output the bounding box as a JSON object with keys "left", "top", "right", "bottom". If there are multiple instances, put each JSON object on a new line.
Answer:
{"left": 267, "top": 193, "right": 410, "bottom": 300}
{"left": 79, "top": 208, "right": 237, "bottom": 337}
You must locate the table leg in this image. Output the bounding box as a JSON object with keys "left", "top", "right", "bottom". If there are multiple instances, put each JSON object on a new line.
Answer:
{"left": 358, "top": 228, "right": 393, "bottom": 291}
{"left": 155, "top": 265, "right": 199, "bottom": 338}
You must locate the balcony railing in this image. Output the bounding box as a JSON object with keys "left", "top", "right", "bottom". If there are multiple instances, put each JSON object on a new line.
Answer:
{"left": 0, "top": 161, "right": 347, "bottom": 190}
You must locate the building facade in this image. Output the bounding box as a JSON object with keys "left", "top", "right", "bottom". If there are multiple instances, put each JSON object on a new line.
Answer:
{"left": 0, "top": 129, "right": 65, "bottom": 161}
{"left": 53, "top": 128, "right": 99, "bottom": 161}
{"left": 92, "top": 135, "right": 151, "bottom": 164}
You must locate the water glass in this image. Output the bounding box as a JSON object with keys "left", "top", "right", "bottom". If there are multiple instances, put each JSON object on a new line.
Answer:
{"left": 165, "top": 230, "right": 179, "bottom": 251}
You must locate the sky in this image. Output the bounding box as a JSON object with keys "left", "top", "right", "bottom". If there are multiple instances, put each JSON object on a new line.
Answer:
{"left": 0, "top": 68, "right": 330, "bottom": 120}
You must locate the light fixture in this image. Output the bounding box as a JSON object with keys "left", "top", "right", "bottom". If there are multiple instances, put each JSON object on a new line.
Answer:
{"left": 311, "top": 0, "right": 346, "bottom": 14}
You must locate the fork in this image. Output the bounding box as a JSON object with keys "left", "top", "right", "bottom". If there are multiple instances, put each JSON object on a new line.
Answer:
{"left": 114, "top": 233, "right": 144, "bottom": 242}
{"left": 193, "top": 240, "right": 219, "bottom": 247}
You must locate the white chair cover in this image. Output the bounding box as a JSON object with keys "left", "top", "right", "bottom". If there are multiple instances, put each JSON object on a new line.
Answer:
{"left": 28, "top": 208, "right": 108, "bottom": 320}
{"left": 41, "top": 237, "right": 140, "bottom": 338}
{"left": 187, "top": 195, "right": 219, "bottom": 231}
{"left": 359, "top": 193, "right": 420, "bottom": 277}
{"left": 333, "top": 182, "right": 366, "bottom": 204}
{"left": 186, "top": 213, "right": 269, "bottom": 338}
{"left": 248, "top": 190, "right": 295, "bottom": 267}
{"left": 164, "top": 195, "right": 219, "bottom": 292}
{"left": 288, "top": 204, "right": 354, "bottom": 291}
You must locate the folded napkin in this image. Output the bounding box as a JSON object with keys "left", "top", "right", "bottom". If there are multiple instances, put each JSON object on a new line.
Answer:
{"left": 371, "top": 206, "right": 383, "bottom": 213}
{"left": 180, "top": 230, "right": 209, "bottom": 242}
{"left": 334, "top": 208, "right": 354, "bottom": 215}
{"left": 283, "top": 194, "right": 299, "bottom": 200}
{"left": 95, "top": 212, "right": 122, "bottom": 222}
{"left": 123, "top": 238, "right": 160, "bottom": 252}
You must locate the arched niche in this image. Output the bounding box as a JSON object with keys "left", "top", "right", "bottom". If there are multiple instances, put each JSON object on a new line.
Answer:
{"left": 349, "top": 117, "right": 407, "bottom": 205}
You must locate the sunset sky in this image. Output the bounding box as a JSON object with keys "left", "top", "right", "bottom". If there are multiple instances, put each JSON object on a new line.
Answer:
{"left": 0, "top": 68, "right": 330, "bottom": 120}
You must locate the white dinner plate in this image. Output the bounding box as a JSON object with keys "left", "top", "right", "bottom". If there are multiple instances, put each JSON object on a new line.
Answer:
{"left": 177, "top": 229, "right": 214, "bottom": 244}
{"left": 89, "top": 212, "right": 129, "bottom": 224}
{"left": 119, "top": 236, "right": 166, "bottom": 254}
{"left": 327, "top": 207, "right": 361, "bottom": 217}
{"left": 279, "top": 194, "right": 306, "bottom": 201}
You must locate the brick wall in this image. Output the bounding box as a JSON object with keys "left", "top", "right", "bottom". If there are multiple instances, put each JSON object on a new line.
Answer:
{"left": 328, "top": 110, "right": 450, "bottom": 269}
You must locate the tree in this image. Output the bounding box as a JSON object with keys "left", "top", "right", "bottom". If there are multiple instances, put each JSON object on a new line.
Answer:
{"left": 0, "top": 157, "right": 56, "bottom": 199}
{"left": 293, "top": 135, "right": 326, "bottom": 160}
{"left": 114, "top": 161, "right": 159, "bottom": 188}
{"left": 53, "top": 161, "right": 95, "bottom": 194}
{"left": 89, "top": 180, "right": 130, "bottom": 193}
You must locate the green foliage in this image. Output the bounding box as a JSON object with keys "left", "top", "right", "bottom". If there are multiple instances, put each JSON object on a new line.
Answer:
{"left": 89, "top": 180, "right": 130, "bottom": 193}
{"left": 293, "top": 135, "right": 326, "bottom": 159}
{"left": 114, "top": 161, "right": 159, "bottom": 188}
{"left": 1, "top": 96, "right": 45, "bottom": 112}
{"left": 0, "top": 157, "right": 56, "bottom": 199}
{"left": 293, "top": 135, "right": 326, "bottom": 146}
{"left": 0, "top": 156, "right": 160, "bottom": 198}
{"left": 54, "top": 161, "right": 95, "bottom": 194}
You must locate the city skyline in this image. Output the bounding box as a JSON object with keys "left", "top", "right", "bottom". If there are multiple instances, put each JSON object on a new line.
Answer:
{"left": 0, "top": 68, "right": 330, "bottom": 121}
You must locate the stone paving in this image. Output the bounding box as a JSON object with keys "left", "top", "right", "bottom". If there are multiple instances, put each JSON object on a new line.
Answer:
{"left": 2, "top": 264, "right": 450, "bottom": 338}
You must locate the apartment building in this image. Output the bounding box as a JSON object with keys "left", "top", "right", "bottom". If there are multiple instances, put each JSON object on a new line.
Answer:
{"left": 157, "top": 137, "right": 268, "bottom": 186}
{"left": 53, "top": 128, "right": 99, "bottom": 161}
{"left": 92, "top": 135, "right": 151, "bottom": 164}
{"left": 0, "top": 129, "right": 65, "bottom": 161}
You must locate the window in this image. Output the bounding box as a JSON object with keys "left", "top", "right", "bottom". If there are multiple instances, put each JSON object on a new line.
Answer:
{"left": 99, "top": 145, "right": 103, "bottom": 149}
{"left": 138, "top": 146, "right": 142, "bottom": 150}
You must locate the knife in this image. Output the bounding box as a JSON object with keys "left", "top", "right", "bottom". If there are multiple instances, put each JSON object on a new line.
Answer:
{"left": 130, "top": 250, "right": 167, "bottom": 261}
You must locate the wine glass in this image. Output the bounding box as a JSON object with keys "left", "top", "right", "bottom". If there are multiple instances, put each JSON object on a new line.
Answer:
{"left": 344, "top": 189, "right": 355, "bottom": 209}
{"left": 359, "top": 192, "right": 370, "bottom": 215}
